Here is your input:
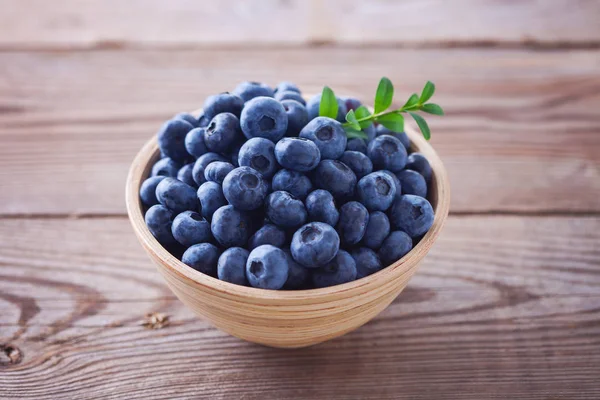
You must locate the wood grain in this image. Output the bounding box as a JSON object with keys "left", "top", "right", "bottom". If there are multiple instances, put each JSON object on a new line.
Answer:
{"left": 0, "top": 48, "right": 599, "bottom": 215}
{"left": 1, "top": 0, "right": 599, "bottom": 49}
{"left": 1, "top": 216, "right": 599, "bottom": 398}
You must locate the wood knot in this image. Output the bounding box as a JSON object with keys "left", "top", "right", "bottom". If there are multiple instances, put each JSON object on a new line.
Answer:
{"left": 0, "top": 344, "right": 23, "bottom": 366}
{"left": 142, "top": 312, "right": 169, "bottom": 330}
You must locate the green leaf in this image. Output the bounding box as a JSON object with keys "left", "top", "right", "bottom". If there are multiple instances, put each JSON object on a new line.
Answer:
{"left": 344, "top": 126, "right": 368, "bottom": 140}
{"left": 319, "top": 86, "right": 338, "bottom": 119}
{"left": 402, "top": 93, "right": 420, "bottom": 109}
{"left": 354, "top": 106, "right": 373, "bottom": 129}
{"left": 374, "top": 77, "right": 394, "bottom": 114}
{"left": 419, "top": 81, "right": 435, "bottom": 104}
{"left": 421, "top": 103, "right": 444, "bottom": 116}
{"left": 345, "top": 110, "right": 361, "bottom": 130}
{"left": 377, "top": 113, "right": 404, "bottom": 133}
{"left": 409, "top": 112, "right": 431, "bottom": 140}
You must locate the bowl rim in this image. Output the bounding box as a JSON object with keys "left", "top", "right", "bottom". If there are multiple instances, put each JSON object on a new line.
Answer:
{"left": 126, "top": 118, "right": 450, "bottom": 302}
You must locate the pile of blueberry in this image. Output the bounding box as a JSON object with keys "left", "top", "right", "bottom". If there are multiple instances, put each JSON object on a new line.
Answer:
{"left": 140, "top": 81, "right": 435, "bottom": 290}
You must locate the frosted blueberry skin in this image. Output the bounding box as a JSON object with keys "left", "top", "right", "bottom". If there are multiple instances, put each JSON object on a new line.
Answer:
{"left": 336, "top": 201, "right": 370, "bottom": 246}
{"left": 217, "top": 247, "right": 250, "bottom": 286}
{"left": 210, "top": 205, "right": 251, "bottom": 248}
{"left": 155, "top": 177, "right": 198, "bottom": 214}
{"left": 192, "top": 152, "right": 229, "bottom": 186}
{"left": 367, "top": 134, "right": 408, "bottom": 172}
{"left": 312, "top": 250, "right": 357, "bottom": 288}
{"left": 182, "top": 243, "right": 220, "bottom": 277}
{"left": 145, "top": 204, "right": 177, "bottom": 247}
{"left": 275, "top": 90, "right": 306, "bottom": 105}
{"left": 396, "top": 169, "right": 427, "bottom": 198}
{"left": 339, "top": 151, "right": 373, "bottom": 180}
{"left": 311, "top": 160, "right": 357, "bottom": 202}
{"left": 157, "top": 119, "right": 194, "bottom": 163}
{"left": 177, "top": 163, "right": 197, "bottom": 188}
{"left": 174, "top": 112, "right": 199, "bottom": 128}
{"left": 290, "top": 222, "right": 340, "bottom": 268}
{"left": 233, "top": 81, "right": 274, "bottom": 102}
{"left": 222, "top": 166, "right": 269, "bottom": 211}
{"left": 376, "top": 125, "right": 410, "bottom": 150}
{"left": 248, "top": 224, "right": 287, "bottom": 251}
{"left": 171, "top": 211, "right": 212, "bottom": 248}
{"left": 202, "top": 92, "right": 244, "bottom": 120}
{"left": 272, "top": 170, "right": 313, "bottom": 201}
{"left": 306, "top": 93, "right": 347, "bottom": 123}
{"left": 305, "top": 189, "right": 340, "bottom": 227}
{"left": 405, "top": 152, "right": 433, "bottom": 183}
{"left": 265, "top": 191, "right": 307, "bottom": 229}
{"left": 378, "top": 230, "right": 413, "bottom": 266}
{"left": 283, "top": 249, "right": 310, "bottom": 289}
{"left": 203, "top": 112, "right": 243, "bottom": 154}
{"left": 274, "top": 137, "right": 321, "bottom": 172}
{"left": 274, "top": 81, "right": 301, "bottom": 94}
{"left": 238, "top": 137, "right": 279, "bottom": 179}
{"left": 152, "top": 157, "right": 180, "bottom": 178}
{"left": 299, "top": 117, "right": 347, "bottom": 160}
{"left": 356, "top": 171, "right": 397, "bottom": 212}
{"left": 140, "top": 176, "right": 166, "bottom": 206}
{"left": 184, "top": 127, "right": 209, "bottom": 159}
{"left": 281, "top": 99, "right": 309, "bottom": 137}
{"left": 388, "top": 195, "right": 434, "bottom": 238}
{"left": 196, "top": 181, "right": 227, "bottom": 221}
{"left": 341, "top": 96, "right": 362, "bottom": 112}
{"left": 381, "top": 170, "right": 403, "bottom": 200}
{"left": 351, "top": 247, "right": 383, "bottom": 279}
{"left": 240, "top": 96, "right": 288, "bottom": 142}
{"left": 246, "top": 245, "right": 289, "bottom": 290}
{"left": 361, "top": 211, "right": 391, "bottom": 251}
{"left": 346, "top": 138, "right": 368, "bottom": 154}
{"left": 203, "top": 161, "right": 235, "bottom": 185}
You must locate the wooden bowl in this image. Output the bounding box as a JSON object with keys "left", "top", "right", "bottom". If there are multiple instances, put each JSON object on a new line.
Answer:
{"left": 126, "top": 123, "right": 450, "bottom": 348}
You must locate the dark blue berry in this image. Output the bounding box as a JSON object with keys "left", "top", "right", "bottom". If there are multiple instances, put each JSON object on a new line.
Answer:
{"left": 341, "top": 97, "right": 361, "bottom": 111}
{"left": 381, "top": 170, "right": 403, "bottom": 200}
{"left": 248, "top": 224, "right": 286, "bottom": 250}
{"left": 364, "top": 124, "right": 377, "bottom": 142}
{"left": 275, "top": 90, "right": 306, "bottom": 105}
{"left": 182, "top": 243, "right": 220, "bottom": 277}
{"left": 203, "top": 161, "right": 235, "bottom": 185}
{"left": 184, "top": 127, "right": 208, "bottom": 158}
{"left": 290, "top": 222, "right": 340, "bottom": 268}
{"left": 145, "top": 205, "right": 176, "bottom": 246}
{"left": 351, "top": 247, "right": 383, "bottom": 279}
{"left": 336, "top": 201, "right": 369, "bottom": 246}
{"left": 405, "top": 152, "right": 433, "bottom": 183}
{"left": 299, "top": 117, "right": 347, "bottom": 160}
{"left": 222, "top": 166, "right": 268, "bottom": 210}
{"left": 312, "top": 160, "right": 357, "bottom": 201}
{"left": 233, "top": 81, "right": 274, "bottom": 102}
{"left": 306, "top": 94, "right": 347, "bottom": 123}
{"left": 152, "top": 157, "right": 180, "bottom": 177}
{"left": 362, "top": 211, "right": 390, "bottom": 250}
{"left": 217, "top": 247, "right": 250, "bottom": 286}
{"left": 388, "top": 195, "right": 434, "bottom": 238}
{"left": 174, "top": 112, "right": 199, "bottom": 128}
{"left": 157, "top": 119, "right": 194, "bottom": 163}
{"left": 211, "top": 205, "right": 251, "bottom": 247}
{"left": 140, "top": 176, "right": 166, "bottom": 206}
{"left": 203, "top": 92, "right": 244, "bottom": 120}
{"left": 281, "top": 100, "right": 309, "bottom": 136}
{"left": 396, "top": 169, "right": 427, "bottom": 198}
{"left": 238, "top": 137, "right": 279, "bottom": 179}
{"left": 171, "top": 211, "right": 212, "bottom": 247}
{"left": 356, "top": 171, "right": 397, "bottom": 211}
{"left": 204, "top": 113, "right": 242, "bottom": 154}
{"left": 192, "top": 152, "right": 229, "bottom": 186}
{"left": 346, "top": 138, "right": 368, "bottom": 154}
{"left": 265, "top": 191, "right": 307, "bottom": 229}
{"left": 376, "top": 125, "right": 410, "bottom": 150}
{"left": 246, "top": 245, "right": 289, "bottom": 290}
{"left": 196, "top": 111, "right": 210, "bottom": 128}
{"left": 240, "top": 97, "right": 288, "bottom": 142}
{"left": 305, "top": 189, "right": 339, "bottom": 226}
{"left": 197, "top": 181, "right": 227, "bottom": 220}
{"left": 272, "top": 169, "right": 312, "bottom": 200}
{"left": 275, "top": 81, "right": 301, "bottom": 94}
{"left": 378, "top": 230, "right": 413, "bottom": 266}
{"left": 177, "top": 163, "right": 197, "bottom": 188}
{"left": 274, "top": 137, "right": 321, "bottom": 172}
{"left": 155, "top": 177, "right": 198, "bottom": 213}
{"left": 312, "top": 250, "right": 357, "bottom": 288}
{"left": 283, "top": 249, "right": 310, "bottom": 289}
{"left": 367, "top": 135, "right": 407, "bottom": 172}
{"left": 339, "top": 151, "right": 373, "bottom": 180}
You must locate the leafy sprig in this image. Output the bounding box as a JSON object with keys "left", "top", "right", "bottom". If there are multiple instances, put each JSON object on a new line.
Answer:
{"left": 318, "top": 78, "right": 444, "bottom": 140}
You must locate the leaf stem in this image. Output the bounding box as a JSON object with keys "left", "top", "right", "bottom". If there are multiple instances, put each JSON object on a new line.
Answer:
{"left": 342, "top": 103, "right": 423, "bottom": 128}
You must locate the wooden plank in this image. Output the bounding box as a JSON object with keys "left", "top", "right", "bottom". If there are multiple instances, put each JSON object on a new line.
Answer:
{"left": 0, "top": 48, "right": 599, "bottom": 215}
{"left": 1, "top": 0, "right": 600, "bottom": 49}
{"left": 1, "top": 216, "right": 599, "bottom": 399}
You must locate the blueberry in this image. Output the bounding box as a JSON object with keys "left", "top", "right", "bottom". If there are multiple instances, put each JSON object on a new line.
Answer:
{"left": 240, "top": 96, "right": 288, "bottom": 142}
{"left": 171, "top": 211, "right": 212, "bottom": 247}
{"left": 184, "top": 127, "right": 209, "bottom": 158}
{"left": 197, "top": 181, "right": 227, "bottom": 220}
{"left": 157, "top": 119, "right": 194, "bottom": 163}
{"left": 140, "top": 176, "right": 166, "bottom": 206}
{"left": 174, "top": 112, "right": 199, "bottom": 128}
{"left": 275, "top": 81, "right": 301, "bottom": 94}
{"left": 351, "top": 247, "right": 383, "bottom": 279}
{"left": 275, "top": 90, "right": 306, "bottom": 105}
{"left": 229, "top": 141, "right": 243, "bottom": 167}
{"left": 396, "top": 169, "right": 427, "bottom": 198}
{"left": 177, "top": 163, "right": 197, "bottom": 188}
{"left": 405, "top": 152, "right": 433, "bottom": 183}
{"left": 388, "top": 195, "right": 434, "bottom": 238}
{"left": 356, "top": 171, "right": 397, "bottom": 211}
{"left": 305, "top": 189, "right": 339, "bottom": 226}
{"left": 376, "top": 125, "right": 410, "bottom": 150}
{"left": 222, "top": 167, "right": 268, "bottom": 210}
{"left": 336, "top": 201, "right": 369, "bottom": 246}
{"left": 196, "top": 111, "right": 210, "bottom": 128}
{"left": 299, "top": 117, "right": 347, "bottom": 160}
{"left": 182, "top": 243, "right": 220, "bottom": 277}
{"left": 233, "top": 81, "right": 274, "bottom": 102}
{"left": 364, "top": 124, "right": 377, "bottom": 142}
{"left": 203, "top": 161, "right": 235, "bottom": 185}
{"left": 192, "top": 152, "right": 229, "bottom": 186}
{"left": 341, "top": 97, "right": 361, "bottom": 111}
{"left": 265, "top": 191, "right": 307, "bottom": 229}
{"left": 281, "top": 100, "right": 309, "bottom": 136}
{"left": 246, "top": 245, "right": 289, "bottom": 290}
{"left": 381, "top": 170, "right": 403, "bottom": 200}
{"left": 272, "top": 169, "right": 312, "bottom": 200}
{"left": 283, "top": 249, "right": 310, "bottom": 289}
{"left": 145, "top": 205, "right": 176, "bottom": 246}
{"left": 238, "top": 137, "right": 279, "bottom": 179}
{"left": 378, "top": 230, "right": 413, "bottom": 266}
{"left": 204, "top": 113, "right": 242, "bottom": 154}
{"left": 306, "top": 94, "right": 347, "bottom": 123}
{"left": 152, "top": 157, "right": 181, "bottom": 177}
{"left": 291, "top": 222, "right": 340, "bottom": 268}
{"left": 155, "top": 177, "right": 198, "bottom": 213}
{"left": 367, "top": 134, "right": 408, "bottom": 172}
{"left": 202, "top": 92, "right": 244, "bottom": 120}
{"left": 339, "top": 151, "right": 373, "bottom": 180}
{"left": 362, "top": 211, "right": 390, "bottom": 250}
{"left": 211, "top": 205, "right": 251, "bottom": 247}
{"left": 311, "top": 160, "right": 357, "bottom": 201}
{"left": 248, "top": 224, "right": 286, "bottom": 250}
{"left": 274, "top": 137, "right": 321, "bottom": 172}
{"left": 312, "top": 250, "right": 357, "bottom": 288}
{"left": 217, "top": 247, "right": 250, "bottom": 286}
{"left": 346, "top": 138, "right": 368, "bottom": 154}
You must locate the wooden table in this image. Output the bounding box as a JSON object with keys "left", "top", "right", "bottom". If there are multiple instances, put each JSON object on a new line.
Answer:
{"left": 1, "top": 1, "right": 599, "bottom": 399}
